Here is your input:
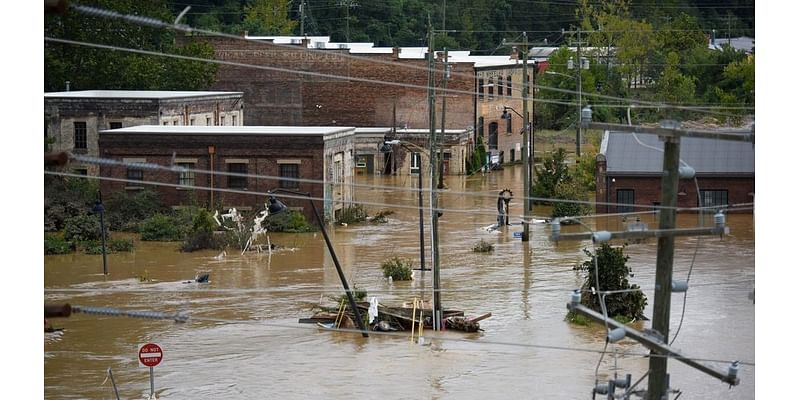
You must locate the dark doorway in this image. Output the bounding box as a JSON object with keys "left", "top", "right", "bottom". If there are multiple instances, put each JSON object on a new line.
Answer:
{"left": 488, "top": 122, "right": 498, "bottom": 151}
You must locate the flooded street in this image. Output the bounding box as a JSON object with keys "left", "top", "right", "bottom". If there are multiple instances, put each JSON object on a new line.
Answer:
{"left": 44, "top": 165, "right": 755, "bottom": 399}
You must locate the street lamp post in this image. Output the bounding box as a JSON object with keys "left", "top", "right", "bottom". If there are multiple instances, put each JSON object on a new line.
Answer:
{"left": 568, "top": 33, "right": 590, "bottom": 158}
{"left": 267, "top": 189, "right": 369, "bottom": 338}
{"left": 93, "top": 192, "right": 108, "bottom": 275}
{"left": 501, "top": 103, "right": 533, "bottom": 241}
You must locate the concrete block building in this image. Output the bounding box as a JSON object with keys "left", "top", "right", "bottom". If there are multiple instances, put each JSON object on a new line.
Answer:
{"left": 98, "top": 126, "right": 355, "bottom": 222}
{"left": 45, "top": 90, "right": 244, "bottom": 175}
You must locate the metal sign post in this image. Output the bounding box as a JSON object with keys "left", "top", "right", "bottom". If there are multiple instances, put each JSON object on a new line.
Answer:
{"left": 138, "top": 343, "right": 163, "bottom": 399}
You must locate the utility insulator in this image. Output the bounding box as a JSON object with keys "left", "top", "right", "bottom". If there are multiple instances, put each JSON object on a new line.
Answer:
{"left": 678, "top": 166, "right": 696, "bottom": 179}
{"left": 571, "top": 289, "right": 581, "bottom": 306}
{"left": 728, "top": 361, "right": 739, "bottom": 380}
{"left": 592, "top": 231, "right": 611, "bottom": 243}
{"left": 550, "top": 218, "right": 561, "bottom": 241}
{"left": 607, "top": 327, "right": 626, "bottom": 343}
{"left": 671, "top": 280, "right": 689, "bottom": 293}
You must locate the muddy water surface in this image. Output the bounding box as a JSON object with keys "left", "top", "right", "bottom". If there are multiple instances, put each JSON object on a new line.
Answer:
{"left": 45, "top": 166, "right": 755, "bottom": 399}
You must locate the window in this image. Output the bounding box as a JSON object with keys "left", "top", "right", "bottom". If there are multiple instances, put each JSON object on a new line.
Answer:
{"left": 73, "top": 168, "right": 88, "bottom": 176}
{"left": 497, "top": 77, "right": 503, "bottom": 97}
{"left": 163, "top": 121, "right": 169, "bottom": 126}
{"left": 700, "top": 190, "right": 728, "bottom": 209}
{"left": 190, "top": 118, "right": 195, "bottom": 125}
{"left": 506, "top": 114, "right": 513, "bottom": 134}
{"left": 221, "top": 115, "right": 226, "bottom": 126}
{"left": 74, "top": 122, "right": 87, "bottom": 149}
{"left": 478, "top": 117, "right": 484, "bottom": 139}
{"left": 206, "top": 117, "right": 212, "bottom": 126}
{"left": 279, "top": 164, "right": 299, "bottom": 189}
{"left": 488, "top": 78, "right": 494, "bottom": 99}
{"left": 488, "top": 122, "right": 498, "bottom": 150}
{"left": 478, "top": 79, "right": 485, "bottom": 100}
{"left": 228, "top": 163, "right": 247, "bottom": 189}
{"left": 410, "top": 152, "right": 421, "bottom": 174}
{"left": 109, "top": 122, "right": 122, "bottom": 130}
{"left": 506, "top": 75, "right": 513, "bottom": 96}
{"left": 177, "top": 163, "right": 195, "bottom": 186}
{"left": 173, "top": 120, "right": 178, "bottom": 125}
{"left": 510, "top": 149, "right": 515, "bottom": 162}
{"left": 232, "top": 115, "right": 237, "bottom": 126}
{"left": 127, "top": 167, "right": 143, "bottom": 182}
{"left": 617, "top": 189, "right": 634, "bottom": 213}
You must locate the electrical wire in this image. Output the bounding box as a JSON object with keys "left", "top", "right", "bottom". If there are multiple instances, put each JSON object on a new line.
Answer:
{"left": 59, "top": 4, "right": 755, "bottom": 116}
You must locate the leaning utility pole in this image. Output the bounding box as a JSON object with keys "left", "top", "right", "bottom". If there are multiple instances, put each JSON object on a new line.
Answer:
{"left": 427, "top": 18, "right": 443, "bottom": 331}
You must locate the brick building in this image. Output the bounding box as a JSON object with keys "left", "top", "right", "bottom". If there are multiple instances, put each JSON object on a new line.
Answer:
{"left": 98, "top": 125, "right": 355, "bottom": 222}
{"left": 595, "top": 131, "right": 755, "bottom": 214}
{"left": 45, "top": 90, "right": 244, "bottom": 175}
{"left": 198, "top": 36, "right": 474, "bottom": 130}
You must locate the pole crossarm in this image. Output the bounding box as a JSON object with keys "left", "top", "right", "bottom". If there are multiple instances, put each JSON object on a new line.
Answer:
{"left": 586, "top": 122, "right": 754, "bottom": 143}
{"left": 566, "top": 303, "right": 740, "bottom": 386}
{"left": 550, "top": 226, "right": 727, "bottom": 242}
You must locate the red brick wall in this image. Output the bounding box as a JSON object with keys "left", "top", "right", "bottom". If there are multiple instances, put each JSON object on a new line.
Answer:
{"left": 596, "top": 175, "right": 754, "bottom": 214}
{"left": 189, "top": 37, "right": 475, "bottom": 129}
{"left": 98, "top": 133, "right": 327, "bottom": 221}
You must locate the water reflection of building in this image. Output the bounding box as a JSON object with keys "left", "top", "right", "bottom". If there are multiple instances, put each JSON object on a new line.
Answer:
{"left": 98, "top": 125, "right": 355, "bottom": 222}
{"left": 595, "top": 131, "right": 755, "bottom": 213}
{"left": 45, "top": 90, "right": 244, "bottom": 176}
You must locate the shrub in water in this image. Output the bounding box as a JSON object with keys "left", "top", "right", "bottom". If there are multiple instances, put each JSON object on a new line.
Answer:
{"left": 336, "top": 204, "right": 368, "bottom": 225}
{"left": 382, "top": 257, "right": 413, "bottom": 281}
{"left": 45, "top": 235, "right": 75, "bottom": 255}
{"left": 262, "top": 210, "right": 314, "bottom": 233}
{"left": 63, "top": 214, "right": 104, "bottom": 243}
{"left": 140, "top": 214, "right": 184, "bottom": 241}
{"left": 473, "top": 239, "right": 494, "bottom": 253}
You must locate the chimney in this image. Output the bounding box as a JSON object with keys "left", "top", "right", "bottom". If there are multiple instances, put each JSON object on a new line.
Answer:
{"left": 65, "top": 81, "right": 70, "bottom": 91}
{"left": 510, "top": 46, "right": 519, "bottom": 61}
{"left": 392, "top": 47, "right": 400, "bottom": 59}
{"left": 301, "top": 38, "right": 310, "bottom": 48}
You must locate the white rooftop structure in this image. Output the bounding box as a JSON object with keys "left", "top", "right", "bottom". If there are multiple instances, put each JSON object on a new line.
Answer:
{"left": 44, "top": 90, "right": 242, "bottom": 99}
{"left": 101, "top": 125, "right": 355, "bottom": 136}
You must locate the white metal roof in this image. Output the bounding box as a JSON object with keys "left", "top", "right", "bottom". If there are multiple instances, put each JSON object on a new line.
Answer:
{"left": 44, "top": 90, "right": 243, "bottom": 99}
{"left": 101, "top": 125, "right": 355, "bottom": 136}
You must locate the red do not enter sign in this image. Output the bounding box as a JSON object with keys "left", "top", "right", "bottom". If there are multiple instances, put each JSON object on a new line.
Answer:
{"left": 138, "top": 343, "right": 163, "bottom": 367}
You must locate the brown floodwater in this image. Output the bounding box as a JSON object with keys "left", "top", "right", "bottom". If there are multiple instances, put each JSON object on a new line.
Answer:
{"left": 44, "top": 165, "right": 755, "bottom": 399}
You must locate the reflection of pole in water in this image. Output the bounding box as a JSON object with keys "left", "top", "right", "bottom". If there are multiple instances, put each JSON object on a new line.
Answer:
{"left": 522, "top": 244, "right": 532, "bottom": 319}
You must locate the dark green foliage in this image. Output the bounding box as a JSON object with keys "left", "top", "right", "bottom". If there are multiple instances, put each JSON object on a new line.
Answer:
{"left": 533, "top": 148, "right": 572, "bottom": 203}
{"left": 382, "top": 257, "right": 413, "bottom": 281}
{"left": 45, "top": 235, "right": 75, "bottom": 255}
{"left": 45, "top": 0, "right": 218, "bottom": 92}
{"left": 64, "top": 214, "right": 105, "bottom": 243}
{"left": 140, "top": 214, "right": 185, "bottom": 241}
{"left": 180, "top": 208, "right": 222, "bottom": 252}
{"left": 551, "top": 181, "right": 593, "bottom": 219}
{"left": 472, "top": 239, "right": 494, "bottom": 253}
{"left": 105, "top": 190, "right": 166, "bottom": 232}
{"left": 336, "top": 204, "right": 368, "bottom": 225}
{"left": 44, "top": 176, "right": 99, "bottom": 232}
{"left": 330, "top": 287, "right": 368, "bottom": 305}
{"left": 468, "top": 137, "right": 488, "bottom": 175}
{"left": 262, "top": 210, "right": 314, "bottom": 233}
{"left": 82, "top": 238, "right": 135, "bottom": 254}
{"left": 574, "top": 244, "right": 647, "bottom": 321}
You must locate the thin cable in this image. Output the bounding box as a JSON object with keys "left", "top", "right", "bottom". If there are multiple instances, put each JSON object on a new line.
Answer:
{"left": 53, "top": 155, "right": 755, "bottom": 215}
{"left": 56, "top": 5, "right": 754, "bottom": 117}
{"left": 59, "top": 303, "right": 754, "bottom": 366}
{"left": 669, "top": 177, "right": 704, "bottom": 346}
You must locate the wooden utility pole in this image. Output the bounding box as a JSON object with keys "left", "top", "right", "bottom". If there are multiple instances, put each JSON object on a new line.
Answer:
{"left": 576, "top": 28, "right": 583, "bottom": 158}
{"left": 553, "top": 119, "right": 753, "bottom": 396}
{"left": 647, "top": 135, "right": 681, "bottom": 400}
{"left": 503, "top": 33, "right": 531, "bottom": 241}
{"left": 427, "top": 18, "right": 443, "bottom": 331}
{"left": 439, "top": 48, "right": 448, "bottom": 189}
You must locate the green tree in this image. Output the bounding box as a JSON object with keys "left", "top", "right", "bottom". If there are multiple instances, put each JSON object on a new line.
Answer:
{"left": 241, "top": 0, "right": 297, "bottom": 35}
{"left": 551, "top": 181, "right": 592, "bottom": 219}
{"left": 573, "top": 244, "right": 647, "bottom": 321}
{"left": 45, "top": 0, "right": 218, "bottom": 92}
{"left": 533, "top": 148, "right": 572, "bottom": 203}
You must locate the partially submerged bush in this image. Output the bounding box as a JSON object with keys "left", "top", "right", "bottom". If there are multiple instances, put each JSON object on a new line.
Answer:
{"left": 140, "top": 214, "right": 184, "bottom": 241}
{"left": 382, "top": 257, "right": 413, "bottom": 281}
{"left": 369, "top": 210, "right": 394, "bottom": 223}
{"left": 336, "top": 204, "right": 368, "bottom": 225}
{"left": 262, "top": 210, "right": 314, "bottom": 233}
{"left": 180, "top": 209, "right": 221, "bottom": 252}
{"left": 45, "top": 235, "right": 75, "bottom": 255}
{"left": 63, "top": 214, "right": 105, "bottom": 243}
{"left": 105, "top": 190, "right": 166, "bottom": 232}
{"left": 83, "top": 238, "right": 135, "bottom": 254}
{"left": 572, "top": 244, "right": 647, "bottom": 322}
{"left": 473, "top": 239, "right": 494, "bottom": 253}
